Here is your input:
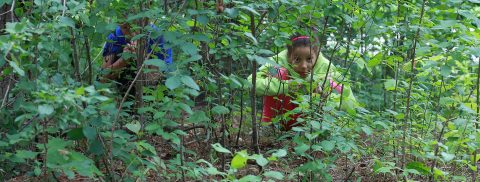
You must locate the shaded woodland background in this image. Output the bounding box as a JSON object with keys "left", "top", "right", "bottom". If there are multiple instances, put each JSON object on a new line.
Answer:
{"left": 1, "top": 0, "right": 480, "bottom": 181}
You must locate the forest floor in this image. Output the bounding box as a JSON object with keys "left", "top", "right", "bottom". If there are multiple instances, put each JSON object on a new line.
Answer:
{"left": 6, "top": 126, "right": 391, "bottom": 182}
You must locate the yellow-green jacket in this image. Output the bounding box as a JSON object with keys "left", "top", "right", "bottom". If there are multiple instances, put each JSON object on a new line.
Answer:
{"left": 247, "top": 50, "right": 358, "bottom": 113}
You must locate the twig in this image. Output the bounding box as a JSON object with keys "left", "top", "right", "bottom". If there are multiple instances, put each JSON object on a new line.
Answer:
{"left": 0, "top": 0, "right": 15, "bottom": 16}
{"left": 402, "top": 0, "right": 427, "bottom": 170}
{"left": 249, "top": 12, "right": 259, "bottom": 154}
{"left": 62, "top": 0, "right": 66, "bottom": 16}
{"left": 235, "top": 87, "right": 244, "bottom": 147}
{"left": 0, "top": 75, "right": 11, "bottom": 109}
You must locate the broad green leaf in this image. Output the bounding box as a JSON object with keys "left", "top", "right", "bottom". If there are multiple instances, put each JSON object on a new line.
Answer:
{"left": 165, "top": 76, "right": 182, "bottom": 90}
{"left": 433, "top": 168, "right": 445, "bottom": 179}
{"left": 224, "top": 8, "right": 239, "bottom": 18}
{"left": 238, "top": 175, "right": 261, "bottom": 182}
{"left": 231, "top": 150, "right": 248, "bottom": 169}
{"left": 469, "top": 164, "right": 477, "bottom": 172}
{"left": 368, "top": 52, "right": 382, "bottom": 67}
{"left": 181, "top": 76, "right": 200, "bottom": 90}
{"left": 440, "top": 65, "right": 451, "bottom": 77}
{"left": 406, "top": 161, "right": 431, "bottom": 175}
{"left": 294, "top": 143, "right": 309, "bottom": 155}
{"left": 320, "top": 140, "right": 335, "bottom": 152}
{"left": 361, "top": 126, "right": 373, "bottom": 136}
{"left": 272, "top": 149, "right": 287, "bottom": 158}
{"left": 440, "top": 97, "right": 455, "bottom": 106}
{"left": 88, "top": 139, "right": 104, "bottom": 155}
{"left": 131, "top": 33, "right": 145, "bottom": 42}
{"left": 75, "top": 87, "right": 85, "bottom": 95}
{"left": 59, "top": 16, "right": 75, "bottom": 28}
{"left": 244, "top": 32, "right": 258, "bottom": 45}
{"left": 384, "top": 79, "right": 396, "bottom": 91}
{"left": 181, "top": 43, "right": 197, "bottom": 56}
{"left": 440, "top": 152, "right": 455, "bottom": 162}
{"left": 212, "top": 105, "right": 229, "bottom": 115}
{"left": 252, "top": 154, "right": 268, "bottom": 167}
{"left": 16, "top": 150, "right": 38, "bottom": 159}
{"left": 82, "top": 127, "right": 97, "bottom": 140}
{"left": 187, "top": 111, "right": 210, "bottom": 123}
{"left": 239, "top": 6, "right": 260, "bottom": 16}
{"left": 38, "top": 104, "right": 54, "bottom": 115}
{"left": 8, "top": 61, "right": 25, "bottom": 76}
{"left": 125, "top": 121, "right": 141, "bottom": 134}
{"left": 67, "top": 128, "right": 85, "bottom": 140}
{"left": 144, "top": 59, "right": 167, "bottom": 69}
{"left": 375, "top": 167, "right": 395, "bottom": 175}
{"left": 471, "top": 154, "right": 480, "bottom": 163}
{"left": 263, "top": 171, "right": 284, "bottom": 180}
{"left": 211, "top": 143, "right": 231, "bottom": 154}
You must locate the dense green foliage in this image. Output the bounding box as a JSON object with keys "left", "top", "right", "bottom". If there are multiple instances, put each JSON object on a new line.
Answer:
{"left": 1, "top": 0, "right": 479, "bottom": 181}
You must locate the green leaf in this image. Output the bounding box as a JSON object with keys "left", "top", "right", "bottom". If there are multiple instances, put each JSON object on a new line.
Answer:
{"left": 131, "top": 33, "right": 145, "bottom": 42}
{"left": 231, "top": 150, "right": 248, "bottom": 169}
{"left": 211, "top": 143, "right": 231, "bottom": 154}
{"left": 44, "top": 137, "right": 71, "bottom": 152}
{"left": 38, "top": 104, "right": 54, "bottom": 115}
{"left": 440, "top": 152, "right": 455, "bottom": 162}
{"left": 82, "top": 127, "right": 97, "bottom": 140}
{"left": 433, "top": 168, "right": 445, "bottom": 179}
{"left": 320, "top": 140, "right": 335, "bottom": 152}
{"left": 252, "top": 154, "right": 268, "bottom": 167}
{"left": 263, "top": 171, "right": 284, "bottom": 180}
{"left": 361, "top": 126, "right": 373, "bottom": 136}
{"left": 125, "top": 121, "right": 141, "bottom": 134}
{"left": 88, "top": 139, "right": 104, "bottom": 155}
{"left": 294, "top": 143, "right": 309, "bottom": 154}
{"left": 471, "top": 154, "right": 480, "bottom": 163}
{"left": 75, "top": 87, "right": 85, "bottom": 95}
{"left": 406, "top": 161, "right": 431, "bottom": 175}
{"left": 187, "top": 111, "right": 210, "bottom": 123}
{"left": 375, "top": 167, "right": 395, "bottom": 175}
{"left": 16, "top": 150, "right": 38, "bottom": 159}
{"left": 181, "top": 43, "right": 198, "bottom": 56}
{"left": 440, "top": 65, "right": 451, "bottom": 77}
{"left": 244, "top": 32, "right": 258, "bottom": 45}
{"left": 440, "top": 97, "right": 455, "bottom": 106}
{"left": 238, "top": 175, "right": 261, "bottom": 182}
{"left": 144, "top": 59, "right": 167, "bottom": 69}
{"left": 368, "top": 52, "right": 382, "bottom": 68}
{"left": 272, "top": 149, "right": 287, "bottom": 158}
{"left": 181, "top": 76, "right": 200, "bottom": 90}
{"left": 59, "top": 16, "right": 75, "bottom": 28}
{"left": 165, "top": 76, "right": 182, "bottom": 90}
{"left": 67, "top": 128, "right": 85, "bottom": 140}
{"left": 197, "top": 15, "right": 208, "bottom": 25}
{"left": 34, "top": 167, "right": 41, "bottom": 176}
{"left": 239, "top": 6, "right": 260, "bottom": 16}
{"left": 212, "top": 105, "right": 229, "bottom": 115}
{"left": 8, "top": 61, "right": 24, "bottom": 76}
{"left": 224, "top": 8, "right": 239, "bottom": 18}
{"left": 384, "top": 79, "right": 396, "bottom": 91}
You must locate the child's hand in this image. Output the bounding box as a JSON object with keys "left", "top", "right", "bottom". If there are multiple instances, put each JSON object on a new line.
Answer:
{"left": 123, "top": 41, "right": 137, "bottom": 53}
{"left": 315, "top": 85, "right": 323, "bottom": 94}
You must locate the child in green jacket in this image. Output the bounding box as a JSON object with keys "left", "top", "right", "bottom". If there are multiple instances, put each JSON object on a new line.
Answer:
{"left": 248, "top": 35, "right": 357, "bottom": 130}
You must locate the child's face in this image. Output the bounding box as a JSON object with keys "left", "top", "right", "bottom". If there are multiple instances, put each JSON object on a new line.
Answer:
{"left": 288, "top": 46, "right": 317, "bottom": 77}
{"left": 120, "top": 23, "right": 133, "bottom": 39}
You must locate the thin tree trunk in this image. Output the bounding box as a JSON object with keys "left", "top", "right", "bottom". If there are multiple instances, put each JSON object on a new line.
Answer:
{"left": 402, "top": 0, "right": 426, "bottom": 170}
{"left": 84, "top": 34, "right": 93, "bottom": 85}
{"left": 249, "top": 13, "right": 259, "bottom": 154}
{"left": 473, "top": 42, "right": 480, "bottom": 181}
{"left": 136, "top": 4, "right": 147, "bottom": 127}
{"left": 70, "top": 27, "right": 81, "bottom": 81}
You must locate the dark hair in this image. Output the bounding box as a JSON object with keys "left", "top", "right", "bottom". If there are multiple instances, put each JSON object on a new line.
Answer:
{"left": 287, "top": 34, "right": 319, "bottom": 57}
